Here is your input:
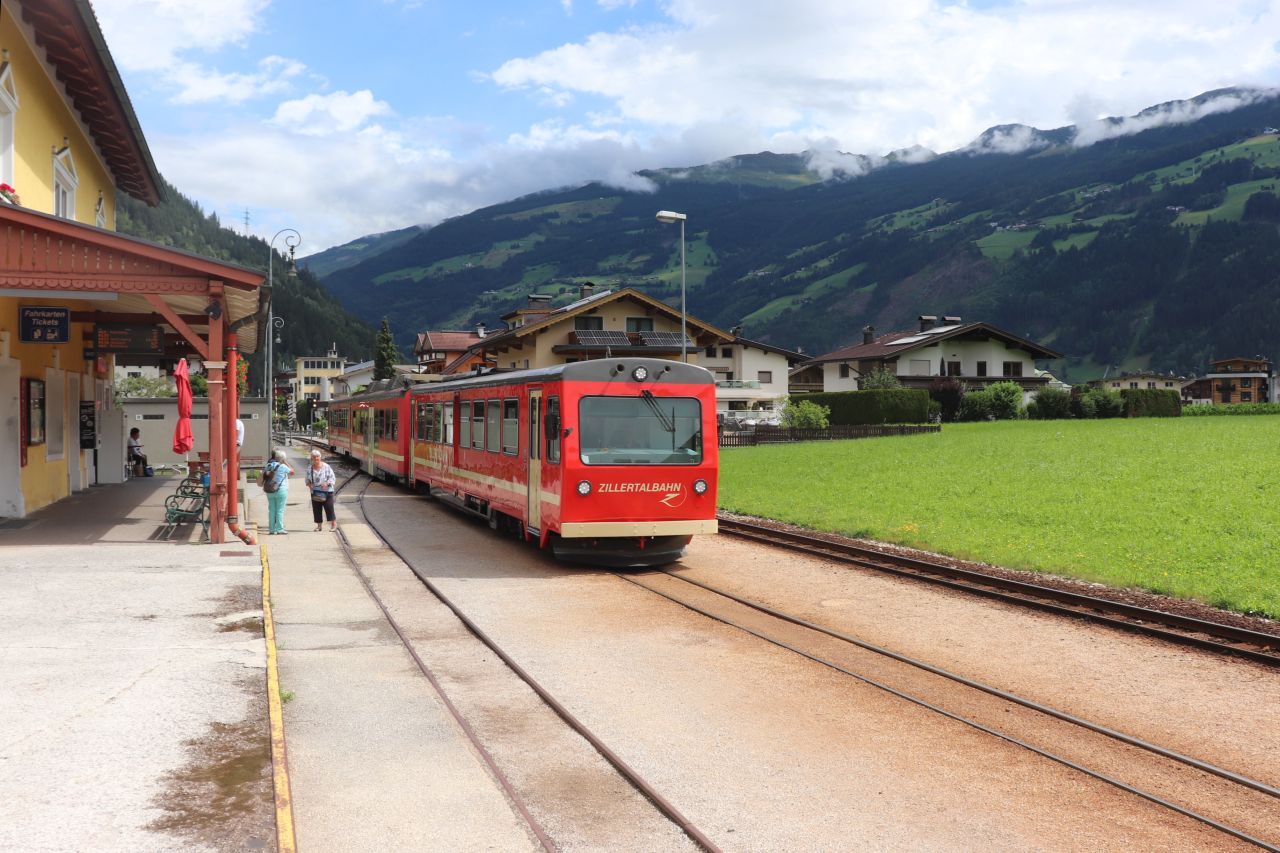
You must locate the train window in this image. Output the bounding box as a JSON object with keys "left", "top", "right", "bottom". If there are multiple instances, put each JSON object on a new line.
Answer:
{"left": 528, "top": 397, "right": 540, "bottom": 461}
{"left": 578, "top": 395, "right": 702, "bottom": 465}
{"left": 486, "top": 400, "right": 501, "bottom": 452}
{"left": 546, "top": 396, "right": 561, "bottom": 463}
{"left": 471, "top": 400, "right": 485, "bottom": 449}
{"left": 443, "top": 402, "right": 454, "bottom": 444}
{"left": 502, "top": 399, "right": 519, "bottom": 455}
{"left": 459, "top": 404, "right": 469, "bottom": 447}
{"left": 419, "top": 403, "right": 434, "bottom": 442}
{"left": 388, "top": 409, "right": 398, "bottom": 441}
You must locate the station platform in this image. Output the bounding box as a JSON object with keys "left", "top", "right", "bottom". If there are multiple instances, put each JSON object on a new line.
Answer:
{"left": 0, "top": 449, "right": 543, "bottom": 852}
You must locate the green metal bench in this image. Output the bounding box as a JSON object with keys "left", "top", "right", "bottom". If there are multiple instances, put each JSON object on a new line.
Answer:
{"left": 161, "top": 487, "right": 209, "bottom": 541}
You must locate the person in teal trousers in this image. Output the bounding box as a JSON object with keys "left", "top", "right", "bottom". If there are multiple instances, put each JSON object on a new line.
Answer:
{"left": 264, "top": 448, "right": 294, "bottom": 534}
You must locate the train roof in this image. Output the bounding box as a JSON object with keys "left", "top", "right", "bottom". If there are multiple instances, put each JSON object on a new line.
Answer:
{"left": 328, "top": 359, "right": 714, "bottom": 406}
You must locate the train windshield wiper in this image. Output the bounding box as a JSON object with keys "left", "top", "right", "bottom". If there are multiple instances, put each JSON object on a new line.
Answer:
{"left": 640, "top": 390, "right": 675, "bottom": 432}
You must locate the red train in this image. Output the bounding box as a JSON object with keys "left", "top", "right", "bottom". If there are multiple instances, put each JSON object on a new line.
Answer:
{"left": 325, "top": 358, "right": 718, "bottom": 566}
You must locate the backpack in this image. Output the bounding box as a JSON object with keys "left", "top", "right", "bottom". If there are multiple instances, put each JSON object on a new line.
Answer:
{"left": 262, "top": 463, "right": 280, "bottom": 493}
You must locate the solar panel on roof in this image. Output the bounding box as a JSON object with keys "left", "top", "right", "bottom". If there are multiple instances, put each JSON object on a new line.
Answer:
{"left": 889, "top": 335, "right": 927, "bottom": 345}
{"left": 573, "top": 330, "right": 631, "bottom": 346}
{"left": 639, "top": 331, "right": 695, "bottom": 346}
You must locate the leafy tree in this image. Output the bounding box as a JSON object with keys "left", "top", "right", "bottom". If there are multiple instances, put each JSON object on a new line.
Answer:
{"left": 781, "top": 398, "right": 830, "bottom": 429}
{"left": 189, "top": 373, "right": 209, "bottom": 396}
{"left": 1076, "top": 386, "right": 1123, "bottom": 419}
{"left": 374, "top": 318, "right": 400, "bottom": 381}
{"left": 957, "top": 389, "right": 992, "bottom": 421}
{"left": 115, "top": 375, "right": 173, "bottom": 401}
{"left": 859, "top": 367, "right": 903, "bottom": 390}
{"left": 1027, "top": 387, "right": 1072, "bottom": 419}
{"left": 987, "top": 381, "right": 1024, "bottom": 420}
{"left": 929, "top": 377, "right": 965, "bottom": 422}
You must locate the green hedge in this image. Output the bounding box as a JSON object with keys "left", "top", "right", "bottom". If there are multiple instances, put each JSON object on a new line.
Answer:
{"left": 803, "top": 389, "right": 930, "bottom": 425}
{"left": 1119, "top": 388, "right": 1181, "bottom": 417}
{"left": 1183, "top": 402, "right": 1280, "bottom": 416}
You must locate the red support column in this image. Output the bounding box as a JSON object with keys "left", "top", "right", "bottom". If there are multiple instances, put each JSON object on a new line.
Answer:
{"left": 225, "top": 333, "right": 253, "bottom": 544}
{"left": 206, "top": 287, "right": 227, "bottom": 544}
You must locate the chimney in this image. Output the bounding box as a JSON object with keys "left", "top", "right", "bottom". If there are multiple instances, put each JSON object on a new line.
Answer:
{"left": 527, "top": 293, "right": 553, "bottom": 308}
{"left": 579, "top": 283, "right": 595, "bottom": 300}
{"left": 862, "top": 325, "right": 875, "bottom": 345}
{"left": 942, "top": 315, "right": 962, "bottom": 326}
{"left": 918, "top": 315, "right": 937, "bottom": 332}
{"left": 475, "top": 322, "right": 486, "bottom": 339}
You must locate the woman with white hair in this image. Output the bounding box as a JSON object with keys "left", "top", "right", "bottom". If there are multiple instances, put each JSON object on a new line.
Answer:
{"left": 304, "top": 448, "right": 338, "bottom": 532}
{"left": 263, "top": 448, "right": 294, "bottom": 535}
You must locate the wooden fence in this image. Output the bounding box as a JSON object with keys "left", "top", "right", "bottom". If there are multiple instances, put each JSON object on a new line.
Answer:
{"left": 718, "top": 423, "right": 940, "bottom": 448}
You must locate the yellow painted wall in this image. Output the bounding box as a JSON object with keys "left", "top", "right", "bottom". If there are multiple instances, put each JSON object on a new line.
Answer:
{"left": 1, "top": 296, "right": 99, "bottom": 513}
{"left": 1, "top": 13, "right": 117, "bottom": 226}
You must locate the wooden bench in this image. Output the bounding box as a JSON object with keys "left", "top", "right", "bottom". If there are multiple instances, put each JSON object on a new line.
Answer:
{"left": 161, "top": 487, "right": 209, "bottom": 541}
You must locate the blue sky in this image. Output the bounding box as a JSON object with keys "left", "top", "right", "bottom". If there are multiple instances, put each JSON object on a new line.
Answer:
{"left": 92, "top": 0, "right": 1280, "bottom": 254}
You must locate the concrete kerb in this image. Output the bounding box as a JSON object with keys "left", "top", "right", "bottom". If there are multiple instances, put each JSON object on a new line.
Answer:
{"left": 260, "top": 535, "right": 298, "bottom": 853}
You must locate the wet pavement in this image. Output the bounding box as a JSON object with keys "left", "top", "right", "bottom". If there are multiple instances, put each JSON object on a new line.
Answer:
{"left": 0, "top": 477, "right": 272, "bottom": 852}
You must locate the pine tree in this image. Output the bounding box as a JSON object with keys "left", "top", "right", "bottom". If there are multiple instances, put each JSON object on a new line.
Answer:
{"left": 374, "top": 318, "right": 399, "bottom": 380}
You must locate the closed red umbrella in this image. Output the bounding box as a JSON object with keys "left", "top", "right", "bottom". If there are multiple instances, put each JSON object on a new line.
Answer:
{"left": 173, "top": 358, "right": 194, "bottom": 454}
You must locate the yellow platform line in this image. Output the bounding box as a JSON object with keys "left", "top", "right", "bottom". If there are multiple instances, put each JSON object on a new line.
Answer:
{"left": 261, "top": 538, "right": 298, "bottom": 853}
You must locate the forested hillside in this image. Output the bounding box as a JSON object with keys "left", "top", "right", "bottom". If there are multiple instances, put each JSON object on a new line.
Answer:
{"left": 116, "top": 177, "right": 375, "bottom": 386}
{"left": 316, "top": 88, "right": 1280, "bottom": 378}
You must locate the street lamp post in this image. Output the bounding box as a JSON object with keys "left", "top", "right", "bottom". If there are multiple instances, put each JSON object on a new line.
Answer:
{"left": 655, "top": 210, "right": 688, "bottom": 362}
{"left": 266, "top": 229, "right": 300, "bottom": 454}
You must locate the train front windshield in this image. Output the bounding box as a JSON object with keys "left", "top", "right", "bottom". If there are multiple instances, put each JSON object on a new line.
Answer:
{"left": 579, "top": 395, "right": 702, "bottom": 465}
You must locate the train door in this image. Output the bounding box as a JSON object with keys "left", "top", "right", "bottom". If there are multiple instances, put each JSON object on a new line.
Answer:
{"left": 363, "top": 406, "right": 375, "bottom": 471}
{"left": 527, "top": 389, "right": 541, "bottom": 531}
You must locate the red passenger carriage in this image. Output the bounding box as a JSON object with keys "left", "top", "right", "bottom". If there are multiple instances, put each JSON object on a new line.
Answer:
{"left": 329, "top": 358, "right": 718, "bottom": 566}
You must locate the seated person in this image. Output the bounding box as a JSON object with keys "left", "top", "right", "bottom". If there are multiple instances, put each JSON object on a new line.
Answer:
{"left": 128, "top": 427, "right": 149, "bottom": 475}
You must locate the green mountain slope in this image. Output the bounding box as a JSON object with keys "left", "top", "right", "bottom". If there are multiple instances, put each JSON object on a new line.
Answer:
{"left": 302, "top": 224, "right": 424, "bottom": 278}
{"left": 116, "top": 178, "right": 375, "bottom": 386}
{"left": 317, "top": 89, "right": 1280, "bottom": 379}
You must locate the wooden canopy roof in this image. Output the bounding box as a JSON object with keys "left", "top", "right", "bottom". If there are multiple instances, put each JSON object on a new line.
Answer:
{"left": 0, "top": 203, "right": 265, "bottom": 354}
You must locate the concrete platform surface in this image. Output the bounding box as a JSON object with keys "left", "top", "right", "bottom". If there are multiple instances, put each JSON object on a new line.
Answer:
{"left": 0, "top": 477, "right": 272, "bottom": 852}
{"left": 253, "top": 447, "right": 541, "bottom": 852}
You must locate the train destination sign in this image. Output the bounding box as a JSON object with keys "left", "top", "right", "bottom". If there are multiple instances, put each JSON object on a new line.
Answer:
{"left": 94, "top": 323, "right": 164, "bottom": 354}
{"left": 19, "top": 306, "right": 70, "bottom": 343}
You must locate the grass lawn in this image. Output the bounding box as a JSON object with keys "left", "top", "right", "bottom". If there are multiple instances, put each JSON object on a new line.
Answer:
{"left": 975, "top": 229, "right": 1038, "bottom": 259}
{"left": 719, "top": 419, "right": 1280, "bottom": 618}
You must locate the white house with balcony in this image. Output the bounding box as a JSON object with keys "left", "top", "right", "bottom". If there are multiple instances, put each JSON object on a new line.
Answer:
{"left": 701, "top": 335, "right": 806, "bottom": 419}
{"left": 807, "top": 315, "right": 1062, "bottom": 402}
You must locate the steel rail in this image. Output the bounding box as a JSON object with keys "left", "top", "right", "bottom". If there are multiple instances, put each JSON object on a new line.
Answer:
{"left": 333, "top": 480, "right": 557, "bottom": 852}
{"left": 354, "top": 480, "right": 723, "bottom": 853}
{"left": 660, "top": 570, "right": 1280, "bottom": 798}
{"left": 617, "top": 573, "right": 1280, "bottom": 853}
{"left": 718, "top": 517, "right": 1280, "bottom": 667}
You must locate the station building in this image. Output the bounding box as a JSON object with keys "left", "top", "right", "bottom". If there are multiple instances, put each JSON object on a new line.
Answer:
{"left": 0, "top": 1, "right": 264, "bottom": 541}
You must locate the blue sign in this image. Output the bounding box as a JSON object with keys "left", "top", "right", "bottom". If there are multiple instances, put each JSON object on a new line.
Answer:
{"left": 19, "top": 306, "right": 70, "bottom": 343}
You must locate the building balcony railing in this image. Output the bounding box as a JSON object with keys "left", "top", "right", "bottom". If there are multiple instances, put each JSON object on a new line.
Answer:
{"left": 716, "top": 379, "right": 761, "bottom": 389}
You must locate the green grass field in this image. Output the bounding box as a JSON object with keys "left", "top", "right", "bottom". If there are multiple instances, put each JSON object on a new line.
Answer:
{"left": 719, "top": 419, "right": 1280, "bottom": 617}
{"left": 975, "top": 228, "right": 1039, "bottom": 259}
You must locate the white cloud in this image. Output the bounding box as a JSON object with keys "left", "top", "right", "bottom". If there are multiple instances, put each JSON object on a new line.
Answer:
{"left": 273, "top": 91, "right": 393, "bottom": 136}
{"left": 126, "top": 0, "right": 1280, "bottom": 254}
{"left": 94, "top": 0, "right": 303, "bottom": 103}
{"left": 1071, "top": 88, "right": 1279, "bottom": 146}
{"left": 490, "top": 0, "right": 1280, "bottom": 156}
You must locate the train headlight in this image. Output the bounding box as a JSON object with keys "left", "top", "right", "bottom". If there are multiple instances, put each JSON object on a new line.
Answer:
{"left": 693, "top": 478, "right": 709, "bottom": 495}
{"left": 576, "top": 479, "right": 593, "bottom": 496}
{"left": 632, "top": 366, "right": 648, "bottom": 382}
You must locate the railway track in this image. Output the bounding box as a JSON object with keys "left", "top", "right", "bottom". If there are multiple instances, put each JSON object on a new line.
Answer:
{"left": 717, "top": 515, "right": 1280, "bottom": 667}
{"left": 333, "top": 473, "right": 721, "bottom": 853}
{"left": 618, "top": 568, "right": 1280, "bottom": 852}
